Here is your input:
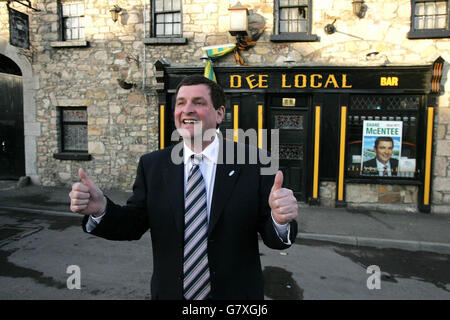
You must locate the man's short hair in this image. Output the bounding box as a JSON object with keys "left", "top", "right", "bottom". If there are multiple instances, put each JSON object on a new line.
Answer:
{"left": 175, "top": 75, "right": 226, "bottom": 110}
{"left": 374, "top": 136, "right": 394, "bottom": 148}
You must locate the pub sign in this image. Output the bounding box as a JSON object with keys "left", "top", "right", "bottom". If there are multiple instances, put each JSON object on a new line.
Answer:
{"left": 9, "top": 7, "right": 30, "bottom": 49}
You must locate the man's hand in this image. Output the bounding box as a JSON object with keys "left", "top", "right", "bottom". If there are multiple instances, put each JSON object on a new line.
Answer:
{"left": 269, "top": 171, "right": 298, "bottom": 225}
{"left": 69, "top": 168, "right": 107, "bottom": 217}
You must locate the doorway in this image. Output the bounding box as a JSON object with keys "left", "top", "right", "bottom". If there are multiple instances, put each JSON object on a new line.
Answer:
{"left": 268, "top": 95, "right": 310, "bottom": 201}
{"left": 0, "top": 54, "right": 25, "bottom": 180}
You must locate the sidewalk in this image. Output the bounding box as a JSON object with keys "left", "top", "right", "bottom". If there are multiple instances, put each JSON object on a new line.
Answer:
{"left": 1, "top": 180, "right": 450, "bottom": 254}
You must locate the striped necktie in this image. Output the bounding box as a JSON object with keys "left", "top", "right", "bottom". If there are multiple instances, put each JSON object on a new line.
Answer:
{"left": 183, "top": 154, "right": 211, "bottom": 300}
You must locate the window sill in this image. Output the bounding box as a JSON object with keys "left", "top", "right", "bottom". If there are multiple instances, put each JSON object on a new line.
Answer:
{"left": 50, "top": 40, "right": 89, "bottom": 48}
{"left": 270, "top": 33, "right": 319, "bottom": 42}
{"left": 408, "top": 30, "right": 450, "bottom": 39}
{"left": 344, "top": 178, "right": 421, "bottom": 185}
{"left": 53, "top": 152, "right": 92, "bottom": 161}
{"left": 144, "top": 37, "right": 187, "bottom": 45}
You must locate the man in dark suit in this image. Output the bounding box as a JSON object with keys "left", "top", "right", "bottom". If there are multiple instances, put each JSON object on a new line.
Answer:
{"left": 69, "top": 75, "right": 298, "bottom": 300}
{"left": 362, "top": 136, "right": 399, "bottom": 176}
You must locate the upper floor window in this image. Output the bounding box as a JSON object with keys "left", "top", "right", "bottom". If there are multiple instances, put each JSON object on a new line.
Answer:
{"left": 58, "top": 1, "right": 85, "bottom": 41}
{"left": 152, "top": 0, "right": 181, "bottom": 37}
{"left": 270, "top": 0, "right": 318, "bottom": 42}
{"left": 144, "top": 0, "right": 186, "bottom": 44}
{"left": 280, "top": 0, "right": 308, "bottom": 33}
{"left": 408, "top": 0, "right": 450, "bottom": 38}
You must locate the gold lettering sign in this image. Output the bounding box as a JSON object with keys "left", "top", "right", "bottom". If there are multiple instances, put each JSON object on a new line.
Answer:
{"left": 228, "top": 73, "right": 353, "bottom": 89}
{"left": 342, "top": 74, "right": 352, "bottom": 88}
{"left": 380, "top": 76, "right": 399, "bottom": 86}
{"left": 282, "top": 98, "right": 296, "bottom": 107}
{"left": 281, "top": 74, "right": 291, "bottom": 88}
{"left": 230, "top": 75, "right": 241, "bottom": 88}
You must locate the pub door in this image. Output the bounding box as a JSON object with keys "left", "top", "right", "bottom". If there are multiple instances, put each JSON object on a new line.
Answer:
{"left": 268, "top": 95, "right": 310, "bottom": 201}
{"left": 0, "top": 72, "right": 25, "bottom": 179}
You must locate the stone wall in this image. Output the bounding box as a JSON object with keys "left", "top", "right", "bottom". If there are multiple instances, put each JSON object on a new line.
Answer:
{"left": 0, "top": 0, "right": 449, "bottom": 212}
{"left": 434, "top": 106, "right": 450, "bottom": 212}
{"left": 1, "top": 0, "right": 159, "bottom": 190}
{"left": 320, "top": 181, "right": 419, "bottom": 212}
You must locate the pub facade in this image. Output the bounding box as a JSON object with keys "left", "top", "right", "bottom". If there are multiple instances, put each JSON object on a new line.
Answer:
{"left": 157, "top": 59, "right": 444, "bottom": 213}
{"left": 0, "top": 0, "right": 449, "bottom": 213}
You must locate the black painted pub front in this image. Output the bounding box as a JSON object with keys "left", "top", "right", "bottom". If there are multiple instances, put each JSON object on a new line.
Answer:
{"left": 155, "top": 57, "right": 444, "bottom": 213}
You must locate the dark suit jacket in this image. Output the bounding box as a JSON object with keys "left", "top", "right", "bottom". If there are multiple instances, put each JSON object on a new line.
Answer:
{"left": 362, "top": 157, "right": 399, "bottom": 176}
{"left": 82, "top": 138, "right": 298, "bottom": 300}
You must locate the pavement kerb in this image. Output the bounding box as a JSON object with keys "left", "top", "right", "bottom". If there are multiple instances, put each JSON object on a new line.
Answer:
{"left": 0, "top": 206, "right": 79, "bottom": 218}
{"left": 298, "top": 233, "right": 450, "bottom": 255}
{"left": 2, "top": 205, "right": 450, "bottom": 255}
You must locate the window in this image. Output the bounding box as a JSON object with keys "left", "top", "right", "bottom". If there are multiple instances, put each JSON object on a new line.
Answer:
{"left": 59, "top": 1, "right": 85, "bottom": 41}
{"left": 345, "top": 95, "right": 423, "bottom": 181}
{"left": 54, "top": 107, "right": 91, "bottom": 160}
{"left": 152, "top": 0, "right": 181, "bottom": 37}
{"left": 145, "top": 0, "right": 186, "bottom": 44}
{"left": 408, "top": 0, "right": 450, "bottom": 38}
{"left": 270, "top": 0, "right": 318, "bottom": 42}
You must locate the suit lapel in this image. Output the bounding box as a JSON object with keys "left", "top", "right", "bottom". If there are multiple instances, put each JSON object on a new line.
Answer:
{"left": 208, "top": 138, "right": 240, "bottom": 236}
{"left": 162, "top": 147, "right": 185, "bottom": 235}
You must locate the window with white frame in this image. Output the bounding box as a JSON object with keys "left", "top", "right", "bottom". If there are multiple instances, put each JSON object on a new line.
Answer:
{"left": 408, "top": 0, "right": 450, "bottom": 38}
{"left": 152, "top": 0, "right": 182, "bottom": 37}
{"left": 59, "top": 1, "right": 85, "bottom": 41}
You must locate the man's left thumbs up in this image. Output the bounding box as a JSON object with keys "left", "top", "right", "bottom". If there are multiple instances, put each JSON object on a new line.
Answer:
{"left": 269, "top": 170, "right": 298, "bottom": 225}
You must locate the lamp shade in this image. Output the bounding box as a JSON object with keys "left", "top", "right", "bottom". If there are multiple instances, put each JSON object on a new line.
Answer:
{"left": 228, "top": 2, "right": 248, "bottom": 33}
{"left": 352, "top": 0, "right": 365, "bottom": 18}
{"left": 110, "top": 5, "right": 122, "bottom": 22}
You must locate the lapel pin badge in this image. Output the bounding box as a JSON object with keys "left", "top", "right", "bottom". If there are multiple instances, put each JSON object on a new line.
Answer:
{"left": 229, "top": 170, "right": 235, "bottom": 176}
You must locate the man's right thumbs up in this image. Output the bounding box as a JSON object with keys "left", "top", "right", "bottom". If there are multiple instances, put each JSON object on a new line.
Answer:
{"left": 69, "top": 168, "right": 106, "bottom": 216}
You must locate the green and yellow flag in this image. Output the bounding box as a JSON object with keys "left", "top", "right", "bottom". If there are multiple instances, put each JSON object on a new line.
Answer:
{"left": 202, "top": 44, "right": 236, "bottom": 82}
{"left": 204, "top": 59, "right": 216, "bottom": 83}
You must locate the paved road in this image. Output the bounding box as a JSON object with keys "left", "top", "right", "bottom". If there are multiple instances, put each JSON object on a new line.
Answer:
{"left": 0, "top": 209, "right": 449, "bottom": 300}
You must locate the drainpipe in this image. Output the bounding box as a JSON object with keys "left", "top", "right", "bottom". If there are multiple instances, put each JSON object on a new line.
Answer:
{"left": 142, "top": 0, "right": 146, "bottom": 91}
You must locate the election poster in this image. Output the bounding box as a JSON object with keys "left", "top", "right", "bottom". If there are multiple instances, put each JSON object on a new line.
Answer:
{"left": 361, "top": 121, "right": 403, "bottom": 177}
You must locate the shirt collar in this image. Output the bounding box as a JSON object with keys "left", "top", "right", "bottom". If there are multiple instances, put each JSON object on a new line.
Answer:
{"left": 376, "top": 158, "right": 391, "bottom": 169}
{"left": 183, "top": 134, "right": 219, "bottom": 165}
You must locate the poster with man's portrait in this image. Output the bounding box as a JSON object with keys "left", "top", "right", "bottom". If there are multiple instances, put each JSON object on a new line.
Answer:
{"left": 361, "top": 121, "right": 402, "bottom": 177}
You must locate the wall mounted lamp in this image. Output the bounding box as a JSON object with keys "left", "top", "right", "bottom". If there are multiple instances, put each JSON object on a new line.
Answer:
{"left": 200, "top": 53, "right": 209, "bottom": 62}
{"left": 366, "top": 51, "right": 379, "bottom": 60}
{"left": 352, "top": 0, "right": 367, "bottom": 19}
{"left": 285, "top": 55, "right": 295, "bottom": 64}
{"left": 110, "top": 5, "right": 122, "bottom": 22}
{"left": 324, "top": 19, "right": 365, "bottom": 40}
{"left": 228, "top": 2, "right": 249, "bottom": 39}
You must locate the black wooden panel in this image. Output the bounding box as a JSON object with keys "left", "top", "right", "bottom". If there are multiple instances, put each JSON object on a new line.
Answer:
{"left": 0, "top": 72, "right": 25, "bottom": 179}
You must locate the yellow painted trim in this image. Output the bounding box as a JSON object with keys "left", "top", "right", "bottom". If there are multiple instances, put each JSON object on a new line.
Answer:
{"left": 313, "top": 106, "right": 321, "bottom": 198}
{"left": 258, "top": 105, "right": 263, "bottom": 149}
{"left": 159, "top": 105, "right": 164, "bottom": 149}
{"left": 424, "top": 107, "right": 434, "bottom": 205}
{"left": 338, "top": 106, "right": 347, "bottom": 201}
{"left": 234, "top": 104, "right": 239, "bottom": 142}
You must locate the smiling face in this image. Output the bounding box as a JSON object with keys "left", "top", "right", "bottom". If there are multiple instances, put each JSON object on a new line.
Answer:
{"left": 374, "top": 140, "right": 393, "bottom": 165}
{"left": 174, "top": 84, "right": 224, "bottom": 151}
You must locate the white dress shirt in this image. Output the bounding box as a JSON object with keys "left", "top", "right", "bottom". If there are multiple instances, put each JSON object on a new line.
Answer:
{"left": 376, "top": 159, "right": 392, "bottom": 176}
{"left": 87, "top": 135, "right": 291, "bottom": 243}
